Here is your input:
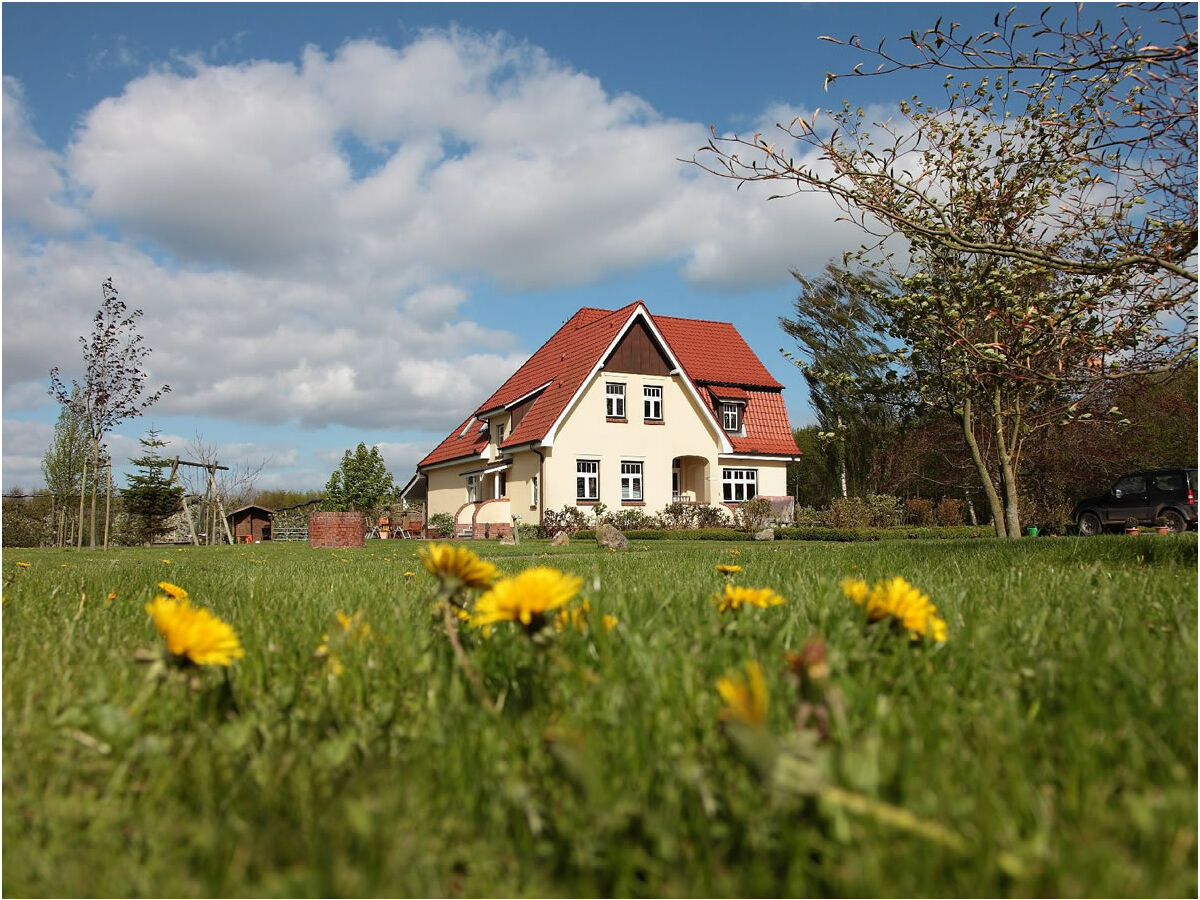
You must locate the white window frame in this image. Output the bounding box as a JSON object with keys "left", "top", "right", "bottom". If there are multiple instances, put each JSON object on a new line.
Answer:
{"left": 722, "top": 468, "right": 757, "bottom": 503}
{"left": 620, "top": 461, "right": 643, "bottom": 501}
{"left": 643, "top": 385, "right": 663, "bottom": 421}
{"left": 576, "top": 459, "right": 600, "bottom": 501}
{"left": 722, "top": 402, "right": 741, "bottom": 433}
{"left": 496, "top": 422, "right": 506, "bottom": 445}
{"left": 466, "top": 474, "right": 479, "bottom": 503}
{"left": 530, "top": 475, "right": 539, "bottom": 508}
{"left": 606, "top": 382, "right": 626, "bottom": 418}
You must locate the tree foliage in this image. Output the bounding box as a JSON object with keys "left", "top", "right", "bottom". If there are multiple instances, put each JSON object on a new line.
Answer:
{"left": 121, "top": 429, "right": 183, "bottom": 546}
{"left": 693, "top": 4, "right": 1197, "bottom": 536}
{"left": 323, "top": 443, "right": 398, "bottom": 516}
{"left": 49, "top": 277, "right": 170, "bottom": 546}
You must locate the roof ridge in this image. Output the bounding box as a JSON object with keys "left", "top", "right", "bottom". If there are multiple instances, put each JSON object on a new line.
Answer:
{"left": 651, "top": 312, "right": 734, "bottom": 327}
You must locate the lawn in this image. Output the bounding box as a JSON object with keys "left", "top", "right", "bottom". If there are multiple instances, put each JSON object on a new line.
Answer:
{"left": 3, "top": 535, "right": 1196, "bottom": 897}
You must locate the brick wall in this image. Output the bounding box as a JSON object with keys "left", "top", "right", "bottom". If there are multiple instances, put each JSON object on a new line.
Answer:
{"left": 308, "top": 511, "right": 366, "bottom": 549}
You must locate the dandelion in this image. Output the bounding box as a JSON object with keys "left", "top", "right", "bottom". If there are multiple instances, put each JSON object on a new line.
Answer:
{"left": 715, "top": 583, "right": 785, "bottom": 614}
{"left": 403, "top": 571, "right": 415, "bottom": 578}
{"left": 105, "top": 590, "right": 118, "bottom": 606}
{"left": 602, "top": 614, "right": 619, "bottom": 632}
{"left": 335, "top": 609, "right": 373, "bottom": 644}
{"left": 419, "top": 543, "right": 499, "bottom": 592}
{"left": 716, "top": 660, "right": 768, "bottom": 726}
{"left": 17, "top": 562, "right": 30, "bottom": 569}
{"left": 157, "top": 582, "right": 188, "bottom": 600}
{"left": 160, "top": 559, "right": 170, "bottom": 564}
{"left": 471, "top": 566, "right": 583, "bottom": 633}
{"left": 715, "top": 564, "right": 742, "bottom": 575}
{"left": 145, "top": 596, "right": 244, "bottom": 666}
{"left": 841, "top": 575, "right": 947, "bottom": 642}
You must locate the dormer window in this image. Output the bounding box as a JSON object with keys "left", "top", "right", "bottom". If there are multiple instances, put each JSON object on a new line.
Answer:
{"left": 606, "top": 382, "right": 626, "bottom": 419}
{"left": 496, "top": 422, "right": 506, "bottom": 445}
{"left": 722, "top": 402, "right": 741, "bottom": 433}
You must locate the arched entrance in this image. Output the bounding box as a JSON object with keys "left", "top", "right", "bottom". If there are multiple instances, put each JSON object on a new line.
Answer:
{"left": 671, "top": 456, "right": 710, "bottom": 504}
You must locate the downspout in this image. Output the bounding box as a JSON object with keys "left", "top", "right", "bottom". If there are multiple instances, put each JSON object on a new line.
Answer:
{"left": 532, "top": 444, "right": 546, "bottom": 526}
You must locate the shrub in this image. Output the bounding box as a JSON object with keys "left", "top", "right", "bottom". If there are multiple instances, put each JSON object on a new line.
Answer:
{"left": 792, "top": 505, "right": 826, "bottom": 527}
{"left": 542, "top": 504, "right": 590, "bottom": 537}
{"left": 658, "top": 502, "right": 699, "bottom": 530}
{"left": 934, "top": 497, "right": 964, "bottom": 527}
{"left": 733, "top": 497, "right": 774, "bottom": 531}
{"left": 516, "top": 523, "right": 541, "bottom": 541}
{"left": 610, "top": 508, "right": 659, "bottom": 530}
{"left": 428, "top": 512, "right": 455, "bottom": 537}
{"left": 905, "top": 498, "right": 936, "bottom": 527}
{"left": 693, "top": 504, "right": 731, "bottom": 528}
{"left": 865, "top": 493, "right": 903, "bottom": 528}
{"left": 826, "top": 496, "right": 872, "bottom": 529}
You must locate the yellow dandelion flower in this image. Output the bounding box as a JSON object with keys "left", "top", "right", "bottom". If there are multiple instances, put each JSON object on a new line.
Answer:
{"left": 157, "top": 581, "right": 188, "bottom": 600}
{"left": 471, "top": 566, "right": 582, "bottom": 632}
{"left": 334, "top": 609, "right": 373, "bottom": 644}
{"left": 160, "top": 559, "right": 170, "bottom": 564}
{"left": 145, "top": 597, "right": 244, "bottom": 666}
{"left": 403, "top": 571, "right": 415, "bottom": 578}
{"left": 715, "top": 583, "right": 786, "bottom": 614}
{"left": 602, "top": 614, "right": 619, "bottom": 632}
{"left": 455, "top": 607, "right": 471, "bottom": 623}
{"left": 555, "top": 599, "right": 592, "bottom": 634}
{"left": 326, "top": 654, "right": 345, "bottom": 677}
{"left": 842, "top": 575, "right": 947, "bottom": 642}
{"left": 419, "top": 543, "right": 499, "bottom": 591}
{"left": 716, "top": 660, "right": 768, "bottom": 726}
{"left": 105, "top": 590, "right": 118, "bottom": 606}
{"left": 17, "top": 562, "right": 30, "bottom": 569}
{"left": 715, "top": 564, "right": 742, "bottom": 575}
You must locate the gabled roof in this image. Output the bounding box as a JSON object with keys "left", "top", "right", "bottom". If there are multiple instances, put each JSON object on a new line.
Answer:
{"left": 417, "top": 302, "right": 799, "bottom": 468}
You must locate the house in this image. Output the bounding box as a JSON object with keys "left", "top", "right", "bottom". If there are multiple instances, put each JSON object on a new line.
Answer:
{"left": 407, "top": 302, "right": 801, "bottom": 538}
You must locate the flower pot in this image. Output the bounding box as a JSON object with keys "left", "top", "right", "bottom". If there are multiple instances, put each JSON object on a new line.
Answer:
{"left": 1125, "top": 527, "right": 1139, "bottom": 536}
{"left": 1155, "top": 526, "right": 1170, "bottom": 535}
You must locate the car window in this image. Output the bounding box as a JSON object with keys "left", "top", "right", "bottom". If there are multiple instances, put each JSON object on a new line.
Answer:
{"left": 1114, "top": 475, "right": 1146, "bottom": 494}
{"left": 1152, "top": 474, "right": 1181, "bottom": 492}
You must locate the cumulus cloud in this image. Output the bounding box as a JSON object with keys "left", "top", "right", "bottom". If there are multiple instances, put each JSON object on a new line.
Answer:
{"left": 5, "top": 26, "right": 870, "bottom": 490}
{"left": 3, "top": 78, "right": 86, "bottom": 232}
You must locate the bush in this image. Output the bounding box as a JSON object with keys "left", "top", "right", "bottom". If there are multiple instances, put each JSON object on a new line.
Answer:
{"left": 658, "top": 502, "right": 699, "bottom": 530}
{"left": 541, "top": 505, "right": 590, "bottom": 537}
{"left": 733, "top": 497, "right": 773, "bottom": 531}
{"left": 865, "top": 493, "right": 903, "bottom": 528}
{"left": 516, "top": 523, "right": 541, "bottom": 541}
{"left": 934, "top": 497, "right": 964, "bottom": 527}
{"left": 693, "top": 504, "right": 731, "bottom": 528}
{"left": 792, "top": 505, "right": 825, "bottom": 527}
{"left": 428, "top": 512, "right": 455, "bottom": 537}
{"left": 610, "top": 508, "right": 659, "bottom": 530}
{"left": 826, "top": 496, "right": 872, "bottom": 529}
{"left": 905, "top": 498, "right": 936, "bottom": 526}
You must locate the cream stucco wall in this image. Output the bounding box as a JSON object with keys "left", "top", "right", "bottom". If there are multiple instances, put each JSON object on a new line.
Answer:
{"left": 542, "top": 369, "right": 727, "bottom": 513}
{"left": 425, "top": 458, "right": 486, "bottom": 518}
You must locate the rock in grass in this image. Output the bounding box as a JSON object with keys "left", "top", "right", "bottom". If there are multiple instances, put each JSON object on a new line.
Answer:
{"left": 550, "top": 530, "right": 570, "bottom": 547}
{"left": 754, "top": 527, "right": 775, "bottom": 541}
{"left": 595, "top": 523, "right": 629, "bottom": 550}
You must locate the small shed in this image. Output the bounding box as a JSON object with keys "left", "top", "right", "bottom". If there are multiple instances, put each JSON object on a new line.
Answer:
{"left": 227, "top": 504, "right": 274, "bottom": 543}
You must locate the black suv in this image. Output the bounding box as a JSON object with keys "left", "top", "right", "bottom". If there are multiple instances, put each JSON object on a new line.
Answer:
{"left": 1074, "top": 468, "right": 1197, "bottom": 534}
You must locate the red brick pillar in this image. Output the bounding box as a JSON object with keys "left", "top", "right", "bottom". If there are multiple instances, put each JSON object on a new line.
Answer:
{"left": 308, "top": 511, "right": 367, "bottom": 549}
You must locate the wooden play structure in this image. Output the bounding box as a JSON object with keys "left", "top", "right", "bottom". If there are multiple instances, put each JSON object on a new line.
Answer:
{"left": 168, "top": 457, "right": 234, "bottom": 545}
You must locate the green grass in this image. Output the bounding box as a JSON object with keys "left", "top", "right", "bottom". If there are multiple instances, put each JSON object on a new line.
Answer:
{"left": 3, "top": 535, "right": 1196, "bottom": 897}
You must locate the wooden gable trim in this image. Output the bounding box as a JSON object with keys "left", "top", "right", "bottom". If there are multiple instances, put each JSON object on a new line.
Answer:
{"left": 602, "top": 318, "right": 672, "bottom": 376}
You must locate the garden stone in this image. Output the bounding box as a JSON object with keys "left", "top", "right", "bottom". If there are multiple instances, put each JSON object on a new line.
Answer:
{"left": 596, "top": 523, "right": 629, "bottom": 550}
{"left": 754, "top": 527, "right": 775, "bottom": 541}
{"left": 550, "top": 530, "right": 570, "bottom": 547}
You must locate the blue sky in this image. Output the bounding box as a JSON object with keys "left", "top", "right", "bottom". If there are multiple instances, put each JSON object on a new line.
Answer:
{"left": 2, "top": 2, "right": 1100, "bottom": 493}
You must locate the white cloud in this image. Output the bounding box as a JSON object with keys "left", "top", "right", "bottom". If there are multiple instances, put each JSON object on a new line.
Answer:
{"left": 2, "top": 78, "right": 86, "bottom": 232}
{"left": 5, "top": 27, "right": 875, "bottom": 490}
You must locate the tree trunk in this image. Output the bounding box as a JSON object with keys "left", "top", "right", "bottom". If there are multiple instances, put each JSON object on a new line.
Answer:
{"left": 89, "top": 441, "right": 101, "bottom": 547}
{"left": 992, "top": 388, "right": 1022, "bottom": 538}
{"left": 959, "top": 399, "right": 1007, "bottom": 537}
{"left": 77, "top": 457, "right": 88, "bottom": 549}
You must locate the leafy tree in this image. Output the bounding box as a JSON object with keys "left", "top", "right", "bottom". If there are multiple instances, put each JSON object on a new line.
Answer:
{"left": 49, "top": 277, "right": 170, "bottom": 547}
{"left": 121, "top": 429, "right": 183, "bottom": 546}
{"left": 323, "top": 443, "right": 398, "bottom": 517}
{"left": 41, "top": 389, "right": 90, "bottom": 545}
{"left": 693, "top": 9, "right": 1196, "bottom": 535}
{"left": 781, "top": 263, "right": 907, "bottom": 498}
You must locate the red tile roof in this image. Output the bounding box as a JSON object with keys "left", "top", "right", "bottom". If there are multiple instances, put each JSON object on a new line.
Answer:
{"left": 418, "top": 302, "right": 799, "bottom": 468}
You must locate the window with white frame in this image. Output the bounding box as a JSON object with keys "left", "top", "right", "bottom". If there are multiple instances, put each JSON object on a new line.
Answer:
{"left": 722, "top": 402, "right": 741, "bottom": 433}
{"left": 466, "top": 474, "right": 479, "bottom": 503}
{"left": 530, "top": 475, "right": 539, "bottom": 508}
{"left": 620, "top": 461, "right": 643, "bottom": 501}
{"left": 643, "top": 385, "right": 662, "bottom": 421}
{"left": 495, "top": 422, "right": 506, "bottom": 444}
{"left": 576, "top": 459, "right": 599, "bottom": 501}
{"left": 606, "top": 382, "right": 626, "bottom": 418}
{"left": 722, "top": 468, "right": 757, "bottom": 502}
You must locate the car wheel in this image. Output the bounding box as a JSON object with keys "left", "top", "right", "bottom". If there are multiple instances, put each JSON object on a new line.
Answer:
{"left": 1077, "top": 511, "right": 1103, "bottom": 536}
{"left": 1161, "top": 508, "right": 1187, "bottom": 533}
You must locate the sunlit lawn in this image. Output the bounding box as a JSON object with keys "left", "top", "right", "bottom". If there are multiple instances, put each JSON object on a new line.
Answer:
{"left": 3, "top": 535, "right": 1196, "bottom": 897}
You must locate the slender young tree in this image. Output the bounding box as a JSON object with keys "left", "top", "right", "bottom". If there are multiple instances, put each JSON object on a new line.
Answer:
{"left": 49, "top": 277, "right": 170, "bottom": 547}
{"left": 122, "top": 428, "right": 184, "bottom": 546}
{"left": 41, "top": 388, "right": 91, "bottom": 545}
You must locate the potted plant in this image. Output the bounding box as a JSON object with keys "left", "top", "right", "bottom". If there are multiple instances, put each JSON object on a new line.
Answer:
{"left": 1124, "top": 516, "right": 1140, "bottom": 536}
{"left": 1154, "top": 516, "right": 1170, "bottom": 535}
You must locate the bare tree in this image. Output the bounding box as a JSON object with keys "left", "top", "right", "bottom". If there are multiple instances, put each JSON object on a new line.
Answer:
{"left": 49, "top": 277, "right": 170, "bottom": 547}
{"left": 182, "top": 432, "right": 270, "bottom": 512}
